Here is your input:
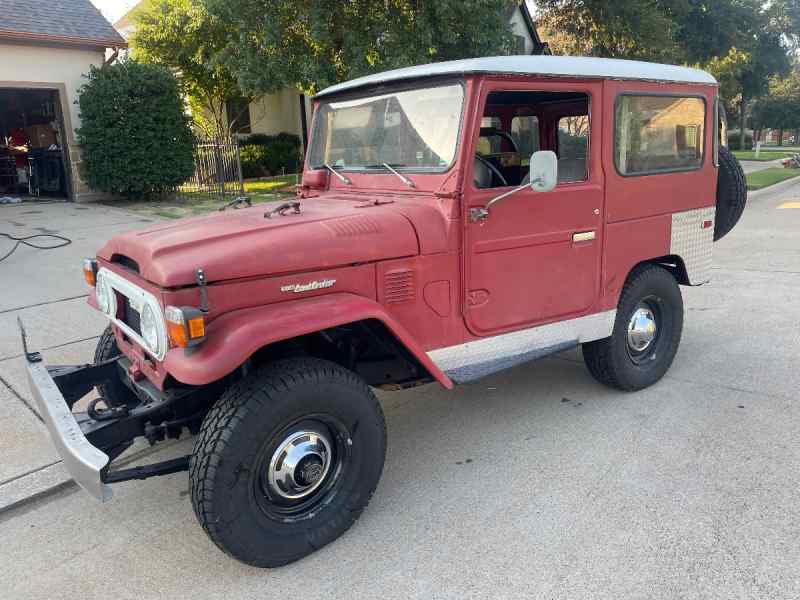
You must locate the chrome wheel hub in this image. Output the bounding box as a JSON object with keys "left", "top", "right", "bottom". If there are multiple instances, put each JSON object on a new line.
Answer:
{"left": 267, "top": 430, "right": 333, "bottom": 501}
{"left": 627, "top": 307, "right": 657, "bottom": 353}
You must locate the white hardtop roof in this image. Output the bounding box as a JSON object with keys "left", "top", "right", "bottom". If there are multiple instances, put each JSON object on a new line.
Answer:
{"left": 315, "top": 55, "right": 717, "bottom": 98}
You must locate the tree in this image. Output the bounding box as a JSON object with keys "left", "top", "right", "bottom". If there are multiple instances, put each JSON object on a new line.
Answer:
{"left": 76, "top": 61, "right": 195, "bottom": 199}
{"left": 535, "top": 1, "right": 682, "bottom": 61}
{"left": 132, "top": 0, "right": 256, "bottom": 136}
{"left": 751, "top": 70, "right": 800, "bottom": 145}
{"left": 203, "top": 0, "right": 519, "bottom": 95}
{"left": 706, "top": 31, "right": 791, "bottom": 149}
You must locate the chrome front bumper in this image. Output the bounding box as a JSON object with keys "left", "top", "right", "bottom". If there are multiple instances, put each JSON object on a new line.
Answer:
{"left": 25, "top": 360, "right": 113, "bottom": 502}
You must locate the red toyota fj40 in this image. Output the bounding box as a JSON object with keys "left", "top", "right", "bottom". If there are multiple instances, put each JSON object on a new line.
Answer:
{"left": 23, "top": 56, "right": 745, "bottom": 567}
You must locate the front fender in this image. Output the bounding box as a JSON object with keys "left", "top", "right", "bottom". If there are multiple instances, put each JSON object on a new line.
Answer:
{"left": 163, "top": 293, "right": 454, "bottom": 389}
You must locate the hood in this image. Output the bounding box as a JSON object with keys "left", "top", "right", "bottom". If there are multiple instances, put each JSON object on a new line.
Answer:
{"left": 98, "top": 197, "right": 419, "bottom": 287}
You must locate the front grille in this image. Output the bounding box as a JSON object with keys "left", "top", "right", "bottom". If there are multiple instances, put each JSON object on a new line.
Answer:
{"left": 122, "top": 296, "right": 142, "bottom": 335}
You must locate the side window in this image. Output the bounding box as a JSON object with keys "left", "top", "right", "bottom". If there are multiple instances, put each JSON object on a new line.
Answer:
{"left": 557, "top": 115, "right": 589, "bottom": 182}
{"left": 511, "top": 116, "right": 540, "bottom": 164}
{"left": 473, "top": 90, "right": 590, "bottom": 190}
{"left": 615, "top": 95, "right": 705, "bottom": 175}
{"left": 477, "top": 116, "right": 502, "bottom": 155}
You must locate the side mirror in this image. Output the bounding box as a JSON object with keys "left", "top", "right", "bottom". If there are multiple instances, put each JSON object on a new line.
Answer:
{"left": 529, "top": 150, "right": 558, "bottom": 193}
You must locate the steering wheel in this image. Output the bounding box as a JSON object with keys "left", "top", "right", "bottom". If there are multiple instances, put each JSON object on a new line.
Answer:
{"left": 475, "top": 154, "right": 508, "bottom": 187}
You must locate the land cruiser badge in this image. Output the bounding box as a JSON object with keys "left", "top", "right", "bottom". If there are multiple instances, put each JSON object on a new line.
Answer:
{"left": 280, "top": 279, "right": 337, "bottom": 293}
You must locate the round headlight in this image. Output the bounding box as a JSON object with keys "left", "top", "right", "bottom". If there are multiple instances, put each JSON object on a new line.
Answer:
{"left": 95, "top": 273, "right": 111, "bottom": 314}
{"left": 140, "top": 304, "right": 160, "bottom": 354}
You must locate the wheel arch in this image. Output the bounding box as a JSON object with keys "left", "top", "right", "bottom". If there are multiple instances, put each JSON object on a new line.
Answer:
{"left": 163, "top": 293, "right": 453, "bottom": 390}
{"left": 647, "top": 255, "right": 690, "bottom": 286}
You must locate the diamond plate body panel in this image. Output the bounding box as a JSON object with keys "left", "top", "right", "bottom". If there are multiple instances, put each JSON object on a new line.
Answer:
{"left": 670, "top": 207, "right": 715, "bottom": 285}
{"left": 428, "top": 310, "right": 616, "bottom": 383}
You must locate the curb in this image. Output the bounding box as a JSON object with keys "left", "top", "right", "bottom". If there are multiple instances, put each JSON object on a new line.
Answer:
{"left": 748, "top": 173, "right": 800, "bottom": 199}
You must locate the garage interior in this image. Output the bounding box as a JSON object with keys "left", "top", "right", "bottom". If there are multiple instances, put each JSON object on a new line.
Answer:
{"left": 0, "top": 88, "right": 69, "bottom": 200}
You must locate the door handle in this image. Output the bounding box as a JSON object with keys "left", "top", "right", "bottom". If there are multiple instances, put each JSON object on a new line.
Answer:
{"left": 572, "top": 231, "right": 596, "bottom": 243}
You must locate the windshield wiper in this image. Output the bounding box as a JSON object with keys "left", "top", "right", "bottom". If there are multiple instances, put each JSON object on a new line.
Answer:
{"left": 323, "top": 163, "right": 352, "bottom": 185}
{"left": 365, "top": 163, "right": 415, "bottom": 188}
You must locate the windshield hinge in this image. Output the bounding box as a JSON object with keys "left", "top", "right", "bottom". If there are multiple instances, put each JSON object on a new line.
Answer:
{"left": 434, "top": 190, "right": 461, "bottom": 200}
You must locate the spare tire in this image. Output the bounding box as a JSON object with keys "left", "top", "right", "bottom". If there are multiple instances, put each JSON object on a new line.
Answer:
{"left": 714, "top": 146, "right": 747, "bottom": 241}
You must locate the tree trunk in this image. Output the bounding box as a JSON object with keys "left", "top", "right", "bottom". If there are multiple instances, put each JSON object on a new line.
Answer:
{"left": 778, "top": 128, "right": 784, "bottom": 147}
{"left": 739, "top": 97, "right": 747, "bottom": 150}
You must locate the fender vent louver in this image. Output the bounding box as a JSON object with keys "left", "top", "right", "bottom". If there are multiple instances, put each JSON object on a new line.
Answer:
{"left": 384, "top": 269, "right": 416, "bottom": 304}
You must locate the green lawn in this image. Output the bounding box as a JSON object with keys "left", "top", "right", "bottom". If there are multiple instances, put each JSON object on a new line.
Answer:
{"left": 244, "top": 174, "right": 299, "bottom": 194}
{"left": 745, "top": 167, "right": 800, "bottom": 191}
{"left": 734, "top": 150, "right": 795, "bottom": 162}
{"left": 104, "top": 175, "right": 298, "bottom": 219}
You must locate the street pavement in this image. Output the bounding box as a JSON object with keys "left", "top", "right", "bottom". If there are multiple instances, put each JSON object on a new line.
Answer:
{"left": 2, "top": 181, "right": 800, "bottom": 599}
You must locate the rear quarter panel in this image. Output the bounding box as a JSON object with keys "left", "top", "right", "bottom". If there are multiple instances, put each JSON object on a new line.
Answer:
{"left": 600, "top": 80, "right": 718, "bottom": 309}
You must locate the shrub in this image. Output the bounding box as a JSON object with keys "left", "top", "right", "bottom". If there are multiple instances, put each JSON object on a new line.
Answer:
{"left": 239, "top": 132, "right": 302, "bottom": 178}
{"left": 727, "top": 132, "right": 753, "bottom": 151}
{"left": 76, "top": 61, "right": 195, "bottom": 199}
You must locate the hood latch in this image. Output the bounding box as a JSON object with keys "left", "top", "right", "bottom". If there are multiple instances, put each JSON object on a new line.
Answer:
{"left": 264, "top": 201, "right": 301, "bottom": 219}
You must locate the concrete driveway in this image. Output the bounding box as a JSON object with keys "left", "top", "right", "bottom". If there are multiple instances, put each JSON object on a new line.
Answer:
{"left": 0, "top": 202, "right": 160, "bottom": 503}
{"left": 2, "top": 183, "right": 800, "bottom": 599}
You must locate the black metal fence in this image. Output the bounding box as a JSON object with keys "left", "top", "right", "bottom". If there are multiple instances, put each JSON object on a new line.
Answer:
{"left": 177, "top": 137, "right": 244, "bottom": 202}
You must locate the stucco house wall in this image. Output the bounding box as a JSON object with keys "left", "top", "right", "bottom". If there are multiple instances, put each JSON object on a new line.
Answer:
{"left": 0, "top": 43, "right": 107, "bottom": 199}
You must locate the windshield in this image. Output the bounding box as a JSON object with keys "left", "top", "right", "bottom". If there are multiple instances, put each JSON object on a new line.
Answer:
{"left": 309, "top": 83, "right": 465, "bottom": 172}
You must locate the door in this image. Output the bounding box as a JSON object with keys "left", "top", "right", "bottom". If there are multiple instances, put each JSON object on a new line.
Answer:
{"left": 464, "top": 80, "right": 604, "bottom": 336}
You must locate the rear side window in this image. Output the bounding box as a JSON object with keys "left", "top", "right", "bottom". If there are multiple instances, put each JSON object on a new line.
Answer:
{"left": 615, "top": 95, "right": 706, "bottom": 176}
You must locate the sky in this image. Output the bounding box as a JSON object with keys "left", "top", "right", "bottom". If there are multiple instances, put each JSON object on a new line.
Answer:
{"left": 91, "top": 0, "right": 139, "bottom": 24}
{"left": 92, "top": 0, "right": 539, "bottom": 29}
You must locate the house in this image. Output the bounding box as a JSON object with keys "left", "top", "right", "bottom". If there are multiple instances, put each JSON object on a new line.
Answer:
{"left": 0, "top": 0, "right": 127, "bottom": 201}
{"left": 115, "top": 2, "right": 547, "bottom": 154}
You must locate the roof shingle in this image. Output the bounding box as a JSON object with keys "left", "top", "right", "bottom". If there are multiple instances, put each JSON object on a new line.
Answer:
{"left": 0, "top": 0, "right": 126, "bottom": 46}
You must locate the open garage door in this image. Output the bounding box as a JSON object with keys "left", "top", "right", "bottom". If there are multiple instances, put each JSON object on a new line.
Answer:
{"left": 0, "top": 88, "right": 71, "bottom": 200}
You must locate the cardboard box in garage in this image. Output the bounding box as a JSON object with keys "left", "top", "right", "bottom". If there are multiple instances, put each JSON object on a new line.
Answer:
{"left": 25, "top": 124, "right": 57, "bottom": 148}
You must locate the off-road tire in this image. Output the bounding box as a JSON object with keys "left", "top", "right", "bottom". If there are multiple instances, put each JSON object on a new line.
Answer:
{"left": 189, "top": 358, "right": 387, "bottom": 568}
{"left": 714, "top": 145, "right": 747, "bottom": 241}
{"left": 582, "top": 265, "right": 683, "bottom": 391}
{"left": 93, "top": 326, "right": 137, "bottom": 408}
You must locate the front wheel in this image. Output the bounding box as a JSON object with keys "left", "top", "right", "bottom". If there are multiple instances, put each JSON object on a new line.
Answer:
{"left": 582, "top": 265, "right": 683, "bottom": 391}
{"left": 189, "top": 358, "right": 387, "bottom": 567}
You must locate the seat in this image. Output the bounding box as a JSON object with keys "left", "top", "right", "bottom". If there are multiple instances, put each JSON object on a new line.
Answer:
{"left": 473, "top": 156, "right": 493, "bottom": 189}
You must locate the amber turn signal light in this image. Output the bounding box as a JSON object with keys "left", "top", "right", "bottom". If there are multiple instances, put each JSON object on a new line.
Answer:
{"left": 165, "top": 306, "right": 206, "bottom": 349}
{"left": 83, "top": 258, "right": 98, "bottom": 286}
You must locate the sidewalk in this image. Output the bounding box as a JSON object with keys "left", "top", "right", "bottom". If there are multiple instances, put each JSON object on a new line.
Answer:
{"left": 0, "top": 200, "right": 162, "bottom": 511}
{"left": 738, "top": 157, "right": 785, "bottom": 174}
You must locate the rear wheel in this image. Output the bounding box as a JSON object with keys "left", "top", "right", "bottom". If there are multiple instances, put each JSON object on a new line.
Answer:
{"left": 189, "top": 358, "right": 386, "bottom": 567}
{"left": 583, "top": 265, "right": 683, "bottom": 391}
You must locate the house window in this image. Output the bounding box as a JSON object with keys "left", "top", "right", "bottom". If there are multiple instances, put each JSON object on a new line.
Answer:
{"left": 615, "top": 95, "right": 705, "bottom": 176}
{"left": 226, "top": 97, "right": 251, "bottom": 134}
